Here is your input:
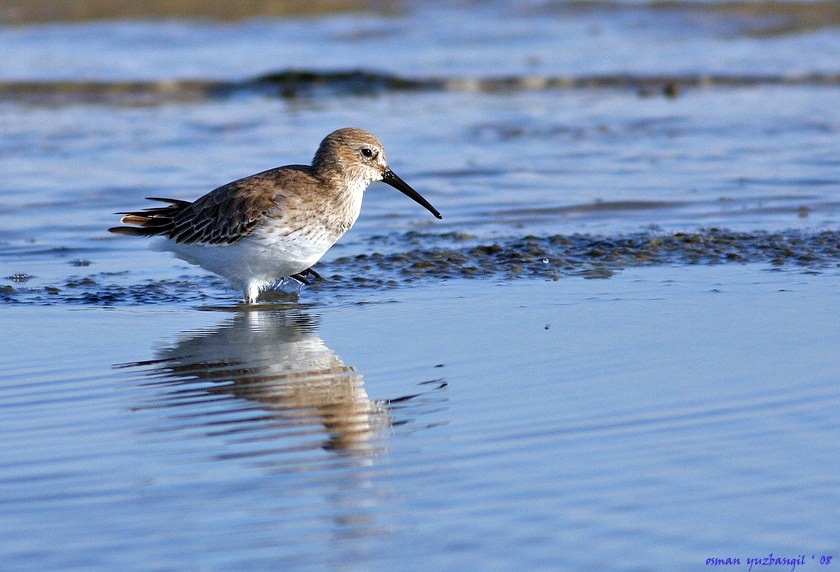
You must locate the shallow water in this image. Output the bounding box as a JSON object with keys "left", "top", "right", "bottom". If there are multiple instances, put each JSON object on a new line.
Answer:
{"left": 2, "top": 1, "right": 840, "bottom": 569}
{"left": 3, "top": 267, "right": 840, "bottom": 570}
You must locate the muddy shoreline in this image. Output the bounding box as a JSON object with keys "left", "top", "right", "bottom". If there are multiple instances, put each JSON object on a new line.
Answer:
{"left": 4, "top": 70, "right": 840, "bottom": 105}
{"left": 3, "top": 228, "right": 838, "bottom": 305}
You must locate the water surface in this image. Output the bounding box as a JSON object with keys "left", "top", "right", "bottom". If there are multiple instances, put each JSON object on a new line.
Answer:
{"left": 3, "top": 267, "right": 839, "bottom": 569}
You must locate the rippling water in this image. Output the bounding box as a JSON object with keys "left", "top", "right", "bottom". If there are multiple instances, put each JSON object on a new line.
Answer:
{"left": 2, "top": 1, "right": 840, "bottom": 569}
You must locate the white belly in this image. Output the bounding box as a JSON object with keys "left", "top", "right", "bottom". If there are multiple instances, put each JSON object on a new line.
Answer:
{"left": 156, "top": 228, "right": 334, "bottom": 294}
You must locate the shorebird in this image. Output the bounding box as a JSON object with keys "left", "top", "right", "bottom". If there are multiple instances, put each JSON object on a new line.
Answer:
{"left": 109, "top": 127, "right": 442, "bottom": 303}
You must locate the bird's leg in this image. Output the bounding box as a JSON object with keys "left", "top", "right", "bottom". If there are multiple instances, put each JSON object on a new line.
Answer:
{"left": 245, "top": 282, "right": 261, "bottom": 304}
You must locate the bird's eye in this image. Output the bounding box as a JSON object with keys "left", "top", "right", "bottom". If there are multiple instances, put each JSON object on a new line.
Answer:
{"left": 360, "top": 147, "right": 376, "bottom": 159}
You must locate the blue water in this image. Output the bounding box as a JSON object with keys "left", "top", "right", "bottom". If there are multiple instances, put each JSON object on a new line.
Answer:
{"left": 1, "top": 1, "right": 840, "bottom": 570}
{"left": 3, "top": 267, "right": 839, "bottom": 569}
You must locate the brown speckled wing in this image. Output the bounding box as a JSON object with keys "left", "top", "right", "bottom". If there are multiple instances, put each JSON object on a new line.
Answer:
{"left": 167, "top": 176, "right": 277, "bottom": 245}
{"left": 111, "top": 166, "right": 314, "bottom": 245}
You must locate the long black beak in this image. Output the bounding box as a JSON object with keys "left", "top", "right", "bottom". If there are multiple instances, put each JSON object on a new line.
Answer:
{"left": 382, "top": 169, "right": 442, "bottom": 219}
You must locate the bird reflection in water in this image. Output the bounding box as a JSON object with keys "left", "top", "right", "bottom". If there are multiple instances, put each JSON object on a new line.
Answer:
{"left": 121, "top": 310, "right": 401, "bottom": 457}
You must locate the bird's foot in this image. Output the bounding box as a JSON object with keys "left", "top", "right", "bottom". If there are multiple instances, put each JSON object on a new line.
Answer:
{"left": 290, "top": 268, "right": 323, "bottom": 285}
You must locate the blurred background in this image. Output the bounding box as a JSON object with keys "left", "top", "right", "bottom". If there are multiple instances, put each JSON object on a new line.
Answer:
{"left": 2, "top": 0, "right": 839, "bottom": 252}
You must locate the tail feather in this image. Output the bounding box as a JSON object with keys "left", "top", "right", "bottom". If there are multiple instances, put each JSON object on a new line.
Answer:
{"left": 108, "top": 225, "right": 158, "bottom": 237}
{"left": 108, "top": 197, "right": 192, "bottom": 238}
